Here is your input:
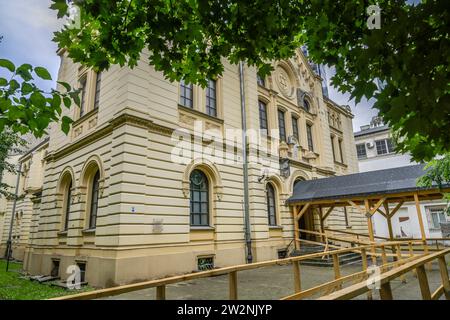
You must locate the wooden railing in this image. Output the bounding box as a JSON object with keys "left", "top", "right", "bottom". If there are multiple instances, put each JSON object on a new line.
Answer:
{"left": 50, "top": 239, "right": 425, "bottom": 300}
{"left": 316, "top": 248, "right": 450, "bottom": 300}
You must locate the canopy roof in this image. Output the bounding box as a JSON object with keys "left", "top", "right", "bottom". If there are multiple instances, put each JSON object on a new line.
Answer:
{"left": 287, "top": 164, "right": 449, "bottom": 206}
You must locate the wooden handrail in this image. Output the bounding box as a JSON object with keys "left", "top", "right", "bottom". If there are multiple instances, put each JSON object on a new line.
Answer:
{"left": 318, "top": 248, "right": 450, "bottom": 300}
{"left": 323, "top": 227, "right": 389, "bottom": 241}
{"left": 50, "top": 239, "right": 423, "bottom": 300}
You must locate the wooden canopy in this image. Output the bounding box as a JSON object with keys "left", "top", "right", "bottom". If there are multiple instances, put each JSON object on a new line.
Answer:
{"left": 287, "top": 164, "right": 450, "bottom": 251}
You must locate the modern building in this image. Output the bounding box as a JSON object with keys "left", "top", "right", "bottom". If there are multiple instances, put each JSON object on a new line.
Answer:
{"left": 354, "top": 118, "right": 449, "bottom": 240}
{"left": 0, "top": 48, "right": 363, "bottom": 287}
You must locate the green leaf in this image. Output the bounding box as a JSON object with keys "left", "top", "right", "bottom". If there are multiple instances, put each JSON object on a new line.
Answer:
{"left": 0, "top": 59, "right": 15, "bottom": 72}
{"left": 16, "top": 64, "right": 33, "bottom": 81}
{"left": 0, "top": 78, "right": 7, "bottom": 86}
{"left": 30, "top": 92, "right": 46, "bottom": 108}
{"left": 57, "top": 81, "right": 71, "bottom": 91}
{"left": 61, "top": 116, "right": 73, "bottom": 134}
{"left": 34, "top": 67, "right": 52, "bottom": 80}
{"left": 50, "top": 0, "right": 69, "bottom": 19}
{"left": 63, "top": 96, "right": 71, "bottom": 108}
{"left": 21, "top": 82, "right": 33, "bottom": 95}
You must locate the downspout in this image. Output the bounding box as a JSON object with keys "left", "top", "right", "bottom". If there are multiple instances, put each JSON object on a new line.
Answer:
{"left": 239, "top": 61, "right": 253, "bottom": 263}
{"left": 5, "top": 162, "right": 21, "bottom": 271}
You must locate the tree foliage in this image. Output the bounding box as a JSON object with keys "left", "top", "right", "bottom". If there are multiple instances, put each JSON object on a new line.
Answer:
{"left": 0, "top": 131, "right": 26, "bottom": 199}
{"left": 0, "top": 58, "right": 78, "bottom": 137}
{"left": 51, "top": 0, "right": 449, "bottom": 162}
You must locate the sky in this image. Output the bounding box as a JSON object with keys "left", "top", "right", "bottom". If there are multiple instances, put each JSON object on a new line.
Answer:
{"left": 0, "top": 0, "right": 378, "bottom": 132}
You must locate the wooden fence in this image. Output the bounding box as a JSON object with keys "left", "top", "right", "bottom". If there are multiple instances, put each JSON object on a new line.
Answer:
{"left": 51, "top": 239, "right": 428, "bottom": 300}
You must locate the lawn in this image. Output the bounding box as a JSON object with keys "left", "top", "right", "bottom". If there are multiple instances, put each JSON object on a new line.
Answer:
{"left": 0, "top": 259, "right": 92, "bottom": 300}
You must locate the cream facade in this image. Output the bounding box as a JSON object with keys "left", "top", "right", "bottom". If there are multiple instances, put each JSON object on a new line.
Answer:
{"left": 1, "top": 49, "right": 363, "bottom": 287}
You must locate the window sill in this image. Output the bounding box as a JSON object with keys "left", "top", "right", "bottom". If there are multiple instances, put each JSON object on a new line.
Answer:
{"left": 178, "top": 104, "right": 224, "bottom": 124}
{"left": 190, "top": 226, "right": 215, "bottom": 231}
{"left": 269, "top": 225, "right": 283, "bottom": 230}
{"left": 57, "top": 230, "right": 68, "bottom": 237}
{"left": 334, "top": 161, "right": 348, "bottom": 168}
{"left": 82, "top": 228, "right": 96, "bottom": 235}
{"left": 72, "top": 108, "right": 99, "bottom": 127}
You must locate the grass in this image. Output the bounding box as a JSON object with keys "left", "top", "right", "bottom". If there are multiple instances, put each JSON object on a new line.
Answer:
{"left": 0, "top": 259, "right": 92, "bottom": 300}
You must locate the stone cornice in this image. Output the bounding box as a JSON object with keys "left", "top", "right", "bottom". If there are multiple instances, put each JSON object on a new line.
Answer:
{"left": 46, "top": 113, "right": 175, "bottom": 162}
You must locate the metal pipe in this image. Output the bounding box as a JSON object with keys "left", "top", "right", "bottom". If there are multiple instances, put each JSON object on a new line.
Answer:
{"left": 5, "top": 162, "right": 21, "bottom": 271}
{"left": 238, "top": 61, "right": 253, "bottom": 263}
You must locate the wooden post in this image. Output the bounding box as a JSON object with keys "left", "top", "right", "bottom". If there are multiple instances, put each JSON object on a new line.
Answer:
{"left": 293, "top": 206, "right": 300, "bottom": 250}
{"left": 365, "top": 199, "right": 377, "bottom": 266}
{"left": 292, "top": 261, "right": 302, "bottom": 293}
{"left": 319, "top": 206, "right": 325, "bottom": 243}
{"left": 437, "top": 256, "right": 450, "bottom": 300}
{"left": 414, "top": 193, "right": 429, "bottom": 258}
{"left": 381, "top": 245, "right": 388, "bottom": 266}
{"left": 379, "top": 282, "right": 394, "bottom": 300}
{"left": 408, "top": 241, "right": 417, "bottom": 277}
{"left": 229, "top": 271, "right": 238, "bottom": 300}
{"left": 361, "top": 248, "right": 373, "bottom": 300}
{"left": 156, "top": 285, "right": 166, "bottom": 300}
{"left": 396, "top": 244, "right": 406, "bottom": 283}
{"left": 384, "top": 202, "right": 396, "bottom": 255}
{"left": 331, "top": 253, "right": 342, "bottom": 291}
{"left": 416, "top": 265, "right": 431, "bottom": 300}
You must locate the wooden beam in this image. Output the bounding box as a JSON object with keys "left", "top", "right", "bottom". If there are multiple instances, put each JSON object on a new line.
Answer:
{"left": 365, "top": 199, "right": 377, "bottom": 265}
{"left": 292, "top": 261, "right": 301, "bottom": 293}
{"left": 292, "top": 207, "right": 300, "bottom": 250}
{"left": 156, "top": 285, "right": 166, "bottom": 300}
{"left": 438, "top": 256, "right": 450, "bottom": 300}
{"left": 416, "top": 265, "right": 431, "bottom": 300}
{"left": 318, "top": 206, "right": 325, "bottom": 243}
{"left": 389, "top": 201, "right": 404, "bottom": 218}
{"left": 369, "top": 197, "right": 386, "bottom": 216}
{"left": 376, "top": 208, "right": 387, "bottom": 218}
{"left": 322, "top": 206, "right": 335, "bottom": 221}
{"left": 413, "top": 193, "right": 427, "bottom": 241}
{"left": 347, "top": 200, "right": 365, "bottom": 215}
{"left": 379, "top": 282, "right": 394, "bottom": 300}
{"left": 229, "top": 271, "right": 238, "bottom": 300}
{"left": 296, "top": 203, "right": 311, "bottom": 221}
{"left": 384, "top": 203, "right": 394, "bottom": 241}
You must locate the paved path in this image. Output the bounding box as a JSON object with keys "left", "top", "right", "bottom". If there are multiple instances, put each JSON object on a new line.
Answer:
{"left": 101, "top": 261, "right": 448, "bottom": 300}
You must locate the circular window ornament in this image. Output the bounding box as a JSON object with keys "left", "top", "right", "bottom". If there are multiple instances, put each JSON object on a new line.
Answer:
{"left": 275, "top": 66, "right": 295, "bottom": 99}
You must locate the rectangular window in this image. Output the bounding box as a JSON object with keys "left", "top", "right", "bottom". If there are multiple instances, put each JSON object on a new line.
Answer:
{"left": 338, "top": 139, "right": 344, "bottom": 163}
{"left": 79, "top": 76, "right": 87, "bottom": 117}
{"left": 258, "top": 101, "right": 268, "bottom": 132}
{"left": 179, "top": 80, "right": 193, "bottom": 108}
{"left": 387, "top": 138, "right": 396, "bottom": 153}
{"left": 375, "top": 139, "right": 388, "bottom": 155}
{"left": 205, "top": 79, "right": 217, "bottom": 117}
{"left": 76, "top": 262, "right": 86, "bottom": 283}
{"left": 278, "top": 110, "right": 286, "bottom": 142}
{"left": 93, "top": 72, "right": 101, "bottom": 110}
{"left": 331, "top": 136, "right": 336, "bottom": 162}
{"left": 257, "top": 74, "right": 265, "bottom": 87}
{"left": 428, "top": 207, "right": 447, "bottom": 229}
{"left": 356, "top": 143, "right": 367, "bottom": 159}
{"left": 292, "top": 116, "right": 299, "bottom": 141}
{"left": 306, "top": 124, "right": 314, "bottom": 151}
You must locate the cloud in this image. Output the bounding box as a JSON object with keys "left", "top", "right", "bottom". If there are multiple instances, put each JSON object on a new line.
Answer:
{"left": 0, "top": 0, "right": 64, "bottom": 91}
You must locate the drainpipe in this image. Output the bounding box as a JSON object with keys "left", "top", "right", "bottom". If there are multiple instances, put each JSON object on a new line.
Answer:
{"left": 239, "top": 61, "right": 253, "bottom": 263}
{"left": 5, "top": 162, "right": 21, "bottom": 271}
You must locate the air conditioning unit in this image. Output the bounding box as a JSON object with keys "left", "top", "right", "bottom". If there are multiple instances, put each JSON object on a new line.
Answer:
{"left": 366, "top": 142, "right": 375, "bottom": 149}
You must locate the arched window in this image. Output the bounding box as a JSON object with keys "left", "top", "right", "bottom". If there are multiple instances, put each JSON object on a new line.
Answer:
{"left": 89, "top": 170, "right": 100, "bottom": 229}
{"left": 190, "top": 169, "right": 209, "bottom": 226}
{"left": 303, "top": 98, "right": 310, "bottom": 112}
{"left": 63, "top": 180, "right": 72, "bottom": 231}
{"left": 266, "top": 183, "right": 277, "bottom": 226}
